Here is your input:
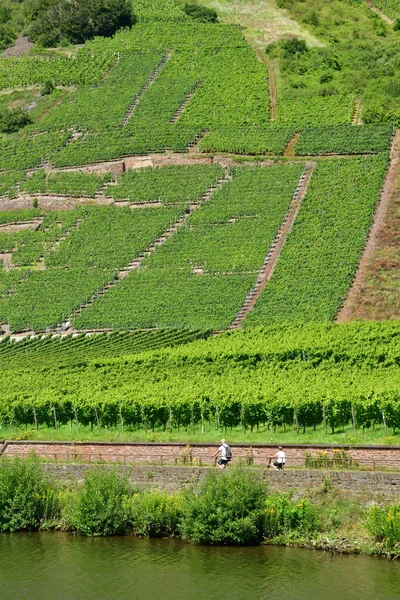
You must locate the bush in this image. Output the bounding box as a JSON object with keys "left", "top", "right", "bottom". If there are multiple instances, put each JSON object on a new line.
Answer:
{"left": 280, "top": 37, "right": 308, "bottom": 59}
{"left": 264, "top": 493, "right": 318, "bottom": 538}
{"left": 131, "top": 490, "right": 182, "bottom": 537}
{"left": 366, "top": 503, "right": 400, "bottom": 551}
{"left": 0, "top": 22, "right": 17, "bottom": 51}
{"left": 30, "top": 0, "right": 135, "bottom": 46}
{"left": 0, "top": 108, "right": 32, "bottom": 134}
{"left": 41, "top": 80, "right": 55, "bottom": 96}
{"left": 179, "top": 468, "right": 266, "bottom": 545}
{"left": 0, "top": 457, "right": 55, "bottom": 532}
{"left": 394, "top": 19, "right": 400, "bottom": 32}
{"left": 63, "top": 468, "right": 132, "bottom": 535}
{"left": 183, "top": 3, "right": 218, "bottom": 23}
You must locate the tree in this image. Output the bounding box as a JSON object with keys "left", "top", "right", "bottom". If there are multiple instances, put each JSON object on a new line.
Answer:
{"left": 29, "top": 0, "right": 135, "bottom": 47}
{"left": 0, "top": 108, "right": 32, "bottom": 134}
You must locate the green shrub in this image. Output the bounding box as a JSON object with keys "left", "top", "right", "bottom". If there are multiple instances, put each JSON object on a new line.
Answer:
{"left": 63, "top": 468, "right": 132, "bottom": 535}
{"left": 30, "top": 0, "right": 135, "bottom": 46}
{"left": 366, "top": 503, "right": 400, "bottom": 551}
{"left": 131, "top": 490, "right": 182, "bottom": 537}
{"left": 41, "top": 80, "right": 55, "bottom": 96}
{"left": 0, "top": 457, "right": 55, "bottom": 532}
{"left": 0, "top": 108, "right": 32, "bottom": 134}
{"left": 183, "top": 3, "right": 218, "bottom": 23}
{"left": 179, "top": 468, "right": 266, "bottom": 545}
{"left": 264, "top": 493, "right": 318, "bottom": 538}
{"left": 281, "top": 37, "right": 309, "bottom": 58}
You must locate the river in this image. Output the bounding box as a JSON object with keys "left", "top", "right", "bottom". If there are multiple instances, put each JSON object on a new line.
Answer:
{"left": 1, "top": 534, "right": 400, "bottom": 599}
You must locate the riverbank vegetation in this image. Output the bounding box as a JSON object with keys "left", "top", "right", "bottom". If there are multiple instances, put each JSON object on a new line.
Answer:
{"left": 0, "top": 457, "right": 399, "bottom": 557}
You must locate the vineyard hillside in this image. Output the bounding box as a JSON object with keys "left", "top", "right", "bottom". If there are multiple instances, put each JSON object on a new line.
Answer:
{"left": 1, "top": 0, "right": 399, "bottom": 336}
{"left": 1, "top": 0, "right": 400, "bottom": 444}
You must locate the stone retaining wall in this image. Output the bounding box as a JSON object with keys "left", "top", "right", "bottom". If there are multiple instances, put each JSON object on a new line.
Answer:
{"left": 2, "top": 440, "right": 400, "bottom": 469}
{"left": 38, "top": 463, "right": 400, "bottom": 496}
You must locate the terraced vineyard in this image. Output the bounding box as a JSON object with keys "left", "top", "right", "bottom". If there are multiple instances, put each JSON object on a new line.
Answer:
{"left": 0, "top": 0, "right": 399, "bottom": 446}
{"left": 74, "top": 164, "right": 305, "bottom": 330}
{"left": 245, "top": 154, "right": 390, "bottom": 324}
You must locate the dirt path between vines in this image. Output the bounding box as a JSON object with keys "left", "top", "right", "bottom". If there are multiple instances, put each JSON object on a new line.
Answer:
{"left": 230, "top": 161, "right": 316, "bottom": 328}
{"left": 364, "top": 0, "right": 394, "bottom": 24}
{"left": 352, "top": 98, "right": 362, "bottom": 126}
{"left": 336, "top": 130, "right": 400, "bottom": 322}
{"left": 256, "top": 50, "right": 277, "bottom": 122}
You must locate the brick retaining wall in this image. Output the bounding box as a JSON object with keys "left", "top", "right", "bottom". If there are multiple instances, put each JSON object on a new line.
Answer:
{"left": 2, "top": 440, "right": 400, "bottom": 469}
{"left": 37, "top": 464, "right": 400, "bottom": 496}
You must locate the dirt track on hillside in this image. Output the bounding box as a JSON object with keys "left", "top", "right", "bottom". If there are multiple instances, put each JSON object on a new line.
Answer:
{"left": 336, "top": 130, "right": 400, "bottom": 322}
{"left": 364, "top": 0, "right": 394, "bottom": 24}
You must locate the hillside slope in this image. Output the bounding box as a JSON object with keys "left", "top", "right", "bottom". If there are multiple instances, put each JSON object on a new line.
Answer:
{"left": 0, "top": 0, "right": 399, "bottom": 335}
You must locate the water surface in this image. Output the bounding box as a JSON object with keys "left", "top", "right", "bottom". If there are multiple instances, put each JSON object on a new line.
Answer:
{"left": 1, "top": 534, "right": 399, "bottom": 600}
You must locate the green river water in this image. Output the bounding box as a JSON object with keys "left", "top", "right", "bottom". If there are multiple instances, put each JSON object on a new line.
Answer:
{"left": 1, "top": 534, "right": 400, "bottom": 600}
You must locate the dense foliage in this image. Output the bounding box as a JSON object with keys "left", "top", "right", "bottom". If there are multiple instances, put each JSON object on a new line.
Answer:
{"left": 0, "top": 457, "right": 56, "bottom": 532}
{"left": 183, "top": 3, "right": 218, "bottom": 23}
{"left": 180, "top": 469, "right": 266, "bottom": 544}
{"left": 63, "top": 468, "right": 132, "bottom": 535}
{"left": 1, "top": 458, "right": 399, "bottom": 555}
{"left": 271, "top": 0, "right": 400, "bottom": 127}
{"left": 0, "top": 107, "right": 32, "bottom": 133}
{"left": 2, "top": 322, "right": 400, "bottom": 438}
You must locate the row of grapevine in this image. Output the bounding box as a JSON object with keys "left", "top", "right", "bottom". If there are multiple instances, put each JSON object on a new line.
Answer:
{"left": 34, "top": 50, "right": 165, "bottom": 135}
{"left": 277, "top": 94, "right": 355, "bottom": 127}
{"left": 0, "top": 209, "right": 86, "bottom": 267}
{"left": 0, "top": 47, "right": 115, "bottom": 90}
{"left": 295, "top": 125, "right": 394, "bottom": 156}
{"left": 3, "top": 392, "right": 400, "bottom": 434}
{"left": 73, "top": 164, "right": 304, "bottom": 330}
{"left": 21, "top": 170, "right": 113, "bottom": 198}
{"left": 245, "top": 154, "right": 389, "bottom": 324}
{"left": 0, "top": 329, "right": 211, "bottom": 370}
{"left": 2, "top": 322, "right": 400, "bottom": 433}
{"left": 198, "top": 126, "right": 296, "bottom": 155}
{"left": 0, "top": 131, "right": 71, "bottom": 171}
{"left": 105, "top": 164, "right": 223, "bottom": 203}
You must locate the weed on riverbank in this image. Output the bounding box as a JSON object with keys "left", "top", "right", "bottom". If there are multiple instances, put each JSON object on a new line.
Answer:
{"left": 0, "top": 458, "right": 399, "bottom": 557}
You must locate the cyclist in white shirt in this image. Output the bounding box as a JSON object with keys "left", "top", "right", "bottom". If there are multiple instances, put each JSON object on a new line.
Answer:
{"left": 270, "top": 446, "right": 286, "bottom": 470}
{"left": 212, "top": 439, "right": 231, "bottom": 469}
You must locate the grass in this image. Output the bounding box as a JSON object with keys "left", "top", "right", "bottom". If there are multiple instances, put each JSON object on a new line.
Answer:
{"left": 1, "top": 422, "right": 399, "bottom": 446}
{"left": 175, "top": 0, "right": 323, "bottom": 48}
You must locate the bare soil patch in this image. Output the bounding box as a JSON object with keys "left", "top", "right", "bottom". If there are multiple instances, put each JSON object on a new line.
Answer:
{"left": 0, "top": 219, "right": 42, "bottom": 232}
{"left": 256, "top": 49, "right": 277, "bottom": 122}
{"left": 2, "top": 36, "right": 34, "bottom": 58}
{"left": 0, "top": 253, "right": 13, "bottom": 271}
{"left": 336, "top": 130, "right": 400, "bottom": 321}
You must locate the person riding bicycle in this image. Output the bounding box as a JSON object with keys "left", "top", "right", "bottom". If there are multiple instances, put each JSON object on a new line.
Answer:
{"left": 212, "top": 439, "right": 232, "bottom": 469}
